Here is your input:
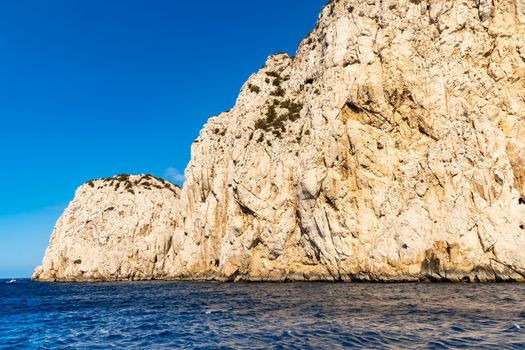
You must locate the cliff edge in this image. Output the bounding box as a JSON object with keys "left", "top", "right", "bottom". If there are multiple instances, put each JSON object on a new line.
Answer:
{"left": 34, "top": 0, "right": 525, "bottom": 282}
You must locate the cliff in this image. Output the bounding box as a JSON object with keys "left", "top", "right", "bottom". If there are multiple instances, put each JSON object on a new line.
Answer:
{"left": 33, "top": 175, "right": 182, "bottom": 281}
{"left": 34, "top": 0, "right": 525, "bottom": 282}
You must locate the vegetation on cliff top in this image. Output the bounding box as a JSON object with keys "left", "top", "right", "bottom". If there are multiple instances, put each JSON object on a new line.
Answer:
{"left": 253, "top": 70, "right": 303, "bottom": 139}
{"left": 254, "top": 99, "right": 303, "bottom": 138}
{"left": 86, "top": 174, "right": 180, "bottom": 195}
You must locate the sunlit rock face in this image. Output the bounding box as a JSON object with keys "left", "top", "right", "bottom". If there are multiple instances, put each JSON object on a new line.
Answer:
{"left": 33, "top": 175, "right": 182, "bottom": 282}
{"left": 35, "top": 0, "right": 525, "bottom": 282}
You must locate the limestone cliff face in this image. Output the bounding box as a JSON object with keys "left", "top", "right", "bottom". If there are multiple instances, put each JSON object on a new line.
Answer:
{"left": 34, "top": 0, "right": 525, "bottom": 282}
{"left": 33, "top": 175, "right": 182, "bottom": 281}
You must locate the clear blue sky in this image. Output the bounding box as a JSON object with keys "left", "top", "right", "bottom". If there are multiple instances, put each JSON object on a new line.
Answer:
{"left": 0, "top": 1, "right": 326, "bottom": 278}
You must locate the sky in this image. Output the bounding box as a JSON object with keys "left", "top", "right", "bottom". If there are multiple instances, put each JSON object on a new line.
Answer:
{"left": 0, "top": 0, "right": 326, "bottom": 278}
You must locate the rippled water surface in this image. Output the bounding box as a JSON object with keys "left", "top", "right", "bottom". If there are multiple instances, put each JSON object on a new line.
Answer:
{"left": 1, "top": 280, "right": 524, "bottom": 349}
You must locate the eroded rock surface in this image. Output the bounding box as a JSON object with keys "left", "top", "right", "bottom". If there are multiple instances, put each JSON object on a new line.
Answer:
{"left": 35, "top": 0, "right": 525, "bottom": 282}
{"left": 33, "top": 175, "right": 182, "bottom": 281}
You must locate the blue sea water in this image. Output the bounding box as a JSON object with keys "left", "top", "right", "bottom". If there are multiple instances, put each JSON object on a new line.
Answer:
{"left": 1, "top": 279, "right": 524, "bottom": 349}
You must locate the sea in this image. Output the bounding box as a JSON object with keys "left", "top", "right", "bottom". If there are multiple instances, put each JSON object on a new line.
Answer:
{"left": 1, "top": 279, "right": 524, "bottom": 349}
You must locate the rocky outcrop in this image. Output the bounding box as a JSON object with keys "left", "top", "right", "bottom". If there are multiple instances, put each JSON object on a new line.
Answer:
{"left": 33, "top": 175, "right": 182, "bottom": 281}
{"left": 34, "top": 0, "right": 525, "bottom": 282}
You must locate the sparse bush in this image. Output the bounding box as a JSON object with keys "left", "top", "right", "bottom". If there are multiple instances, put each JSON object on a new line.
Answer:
{"left": 248, "top": 84, "right": 261, "bottom": 94}
{"left": 213, "top": 127, "right": 226, "bottom": 136}
{"left": 266, "top": 71, "right": 281, "bottom": 79}
{"left": 280, "top": 100, "right": 302, "bottom": 122}
{"left": 114, "top": 174, "right": 130, "bottom": 182}
{"left": 271, "top": 87, "right": 285, "bottom": 97}
{"left": 253, "top": 99, "right": 303, "bottom": 138}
